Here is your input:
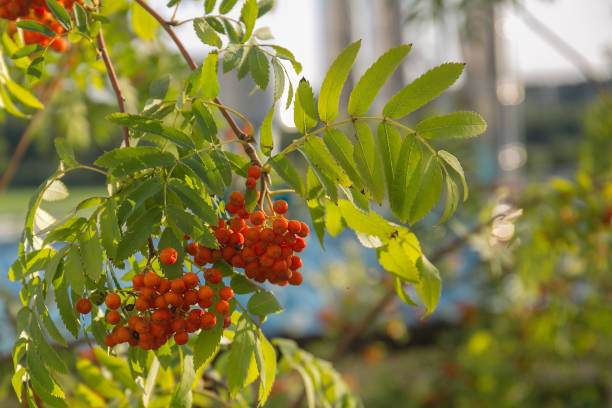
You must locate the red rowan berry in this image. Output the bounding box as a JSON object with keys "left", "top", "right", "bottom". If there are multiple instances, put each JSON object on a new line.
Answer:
{"left": 171, "top": 319, "right": 185, "bottom": 333}
{"left": 219, "top": 286, "right": 234, "bottom": 301}
{"left": 104, "top": 333, "right": 116, "bottom": 348}
{"left": 205, "top": 268, "right": 223, "bottom": 284}
{"left": 144, "top": 271, "right": 161, "bottom": 288}
{"left": 273, "top": 200, "right": 288, "bottom": 215}
{"left": 231, "top": 254, "right": 245, "bottom": 268}
{"left": 198, "top": 285, "right": 214, "bottom": 301}
{"left": 164, "top": 292, "right": 183, "bottom": 308}
{"left": 273, "top": 218, "right": 288, "bottom": 234}
{"left": 298, "top": 223, "right": 310, "bottom": 237}
{"left": 293, "top": 238, "right": 306, "bottom": 252}
{"left": 184, "top": 235, "right": 190, "bottom": 240}
{"left": 134, "top": 298, "right": 149, "bottom": 312}
{"left": 170, "top": 278, "right": 186, "bottom": 294}
{"left": 153, "top": 295, "right": 168, "bottom": 309}
{"left": 183, "top": 272, "right": 200, "bottom": 289}
{"left": 184, "top": 289, "right": 198, "bottom": 305}
{"left": 247, "top": 165, "right": 262, "bottom": 179}
{"left": 115, "top": 326, "right": 131, "bottom": 344}
{"left": 76, "top": 298, "right": 92, "bottom": 314}
{"left": 261, "top": 228, "right": 275, "bottom": 242}
{"left": 211, "top": 250, "right": 222, "bottom": 262}
{"left": 230, "top": 232, "right": 245, "bottom": 245}
{"left": 290, "top": 255, "right": 303, "bottom": 270}
{"left": 229, "top": 217, "right": 246, "bottom": 232}
{"left": 288, "top": 220, "right": 301, "bottom": 235}
{"left": 174, "top": 331, "right": 189, "bottom": 345}
{"left": 215, "top": 300, "right": 229, "bottom": 315}
{"left": 222, "top": 246, "right": 237, "bottom": 261}
{"left": 188, "top": 309, "right": 204, "bottom": 325}
{"left": 230, "top": 191, "right": 245, "bottom": 205}
{"left": 250, "top": 211, "right": 266, "bottom": 226}
{"left": 202, "top": 312, "right": 216, "bottom": 330}
{"left": 266, "top": 244, "right": 282, "bottom": 259}
{"left": 151, "top": 323, "right": 167, "bottom": 338}
{"left": 140, "top": 287, "right": 157, "bottom": 301}
{"left": 246, "top": 177, "right": 257, "bottom": 190}
{"left": 186, "top": 242, "right": 198, "bottom": 256}
{"left": 226, "top": 202, "right": 240, "bottom": 214}
{"left": 198, "top": 246, "right": 212, "bottom": 262}
{"left": 106, "top": 310, "right": 121, "bottom": 325}
{"left": 223, "top": 316, "right": 232, "bottom": 328}
{"left": 160, "top": 247, "right": 178, "bottom": 265}
{"left": 185, "top": 320, "right": 199, "bottom": 333}
{"left": 289, "top": 271, "right": 303, "bottom": 286}
{"left": 132, "top": 274, "right": 145, "bottom": 290}
{"left": 198, "top": 298, "right": 213, "bottom": 309}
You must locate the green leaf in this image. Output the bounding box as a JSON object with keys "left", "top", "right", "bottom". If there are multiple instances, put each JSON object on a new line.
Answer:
{"left": 222, "top": 18, "right": 239, "bottom": 43}
{"left": 205, "top": 0, "right": 216, "bottom": 13}
{"left": 170, "top": 354, "right": 196, "bottom": 408}
{"left": 438, "top": 150, "right": 468, "bottom": 201}
{"left": 219, "top": 0, "right": 239, "bottom": 14}
{"left": 303, "top": 137, "right": 349, "bottom": 187}
{"left": 247, "top": 291, "right": 283, "bottom": 318}
{"left": 194, "top": 321, "right": 223, "bottom": 369}
{"left": 257, "top": 332, "right": 276, "bottom": 406}
{"left": 416, "top": 111, "right": 487, "bottom": 140}
{"left": 181, "top": 153, "right": 225, "bottom": 196}
{"left": 415, "top": 255, "right": 441, "bottom": 317}
{"left": 131, "top": 2, "right": 158, "bottom": 40}
{"left": 9, "top": 248, "right": 55, "bottom": 281}
{"left": 10, "top": 44, "right": 43, "bottom": 59}
{"left": 269, "top": 154, "right": 306, "bottom": 197}
{"left": 193, "top": 18, "right": 223, "bottom": 48}
{"left": 205, "top": 16, "right": 225, "bottom": 34}
{"left": 325, "top": 198, "right": 346, "bottom": 237}
{"left": 337, "top": 200, "right": 395, "bottom": 238}
{"left": 323, "top": 129, "right": 362, "bottom": 190}
{"left": 227, "top": 319, "right": 257, "bottom": 397}
{"left": 383, "top": 62, "right": 464, "bottom": 119}
{"left": 201, "top": 53, "right": 220, "bottom": 99}
{"left": 6, "top": 79, "right": 44, "bottom": 109}
{"left": 250, "top": 48, "right": 270, "bottom": 90}
{"left": 158, "top": 228, "right": 185, "bottom": 280}
{"left": 286, "top": 79, "right": 294, "bottom": 110}
{"left": 240, "top": 0, "right": 258, "bottom": 42}
{"left": 54, "top": 276, "right": 79, "bottom": 338}
{"left": 54, "top": 138, "right": 78, "bottom": 167}
{"left": 192, "top": 100, "right": 219, "bottom": 144}
{"left": 307, "top": 198, "right": 325, "bottom": 248}
{"left": 35, "top": 296, "right": 67, "bottom": 347}
{"left": 377, "top": 122, "right": 402, "bottom": 199}
{"left": 150, "top": 75, "right": 170, "bottom": 99}
{"left": 64, "top": 245, "right": 85, "bottom": 293}
{"left": 167, "top": 205, "right": 218, "bottom": 248}
{"left": 17, "top": 20, "right": 56, "bottom": 37}
{"left": 230, "top": 274, "right": 259, "bottom": 294}
{"left": 299, "top": 149, "right": 337, "bottom": 202}
{"left": 260, "top": 104, "right": 274, "bottom": 155}
{"left": 439, "top": 171, "right": 459, "bottom": 224}
{"left": 0, "top": 85, "right": 26, "bottom": 118}
{"left": 76, "top": 359, "right": 125, "bottom": 400}
{"left": 348, "top": 44, "right": 412, "bottom": 116}
{"left": 27, "top": 349, "right": 64, "bottom": 398}
{"left": 409, "top": 155, "right": 443, "bottom": 224}
{"left": 79, "top": 222, "right": 103, "bottom": 282}
{"left": 224, "top": 151, "right": 250, "bottom": 177}
{"left": 353, "top": 122, "right": 385, "bottom": 203}
{"left": 223, "top": 44, "right": 243, "bottom": 73}
{"left": 115, "top": 206, "right": 162, "bottom": 261}
{"left": 100, "top": 200, "right": 121, "bottom": 260}
{"left": 271, "top": 58, "right": 285, "bottom": 102}
{"left": 390, "top": 137, "right": 422, "bottom": 222}
{"left": 30, "top": 317, "right": 68, "bottom": 373}
{"left": 168, "top": 179, "right": 217, "bottom": 225}
{"left": 257, "top": 0, "right": 274, "bottom": 16}
{"left": 73, "top": 3, "right": 88, "bottom": 34}
{"left": 305, "top": 162, "right": 323, "bottom": 199}
{"left": 211, "top": 149, "right": 232, "bottom": 186}
{"left": 394, "top": 277, "right": 417, "bottom": 306}
{"left": 293, "top": 79, "right": 317, "bottom": 134}
{"left": 377, "top": 230, "right": 421, "bottom": 283}
{"left": 46, "top": 0, "right": 72, "bottom": 30}
{"left": 93, "top": 348, "right": 139, "bottom": 391}
{"left": 106, "top": 113, "right": 195, "bottom": 150}
{"left": 95, "top": 146, "right": 176, "bottom": 178}
{"left": 318, "top": 40, "right": 360, "bottom": 123}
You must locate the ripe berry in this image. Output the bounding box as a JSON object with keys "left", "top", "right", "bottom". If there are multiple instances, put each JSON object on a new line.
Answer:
{"left": 104, "top": 334, "right": 115, "bottom": 348}
{"left": 164, "top": 292, "right": 183, "bottom": 308}
{"left": 198, "top": 285, "right": 214, "bottom": 301}
{"left": 188, "top": 309, "right": 204, "bottom": 325}
{"left": 186, "top": 242, "right": 198, "bottom": 256}
{"left": 106, "top": 310, "right": 121, "bottom": 325}
{"left": 229, "top": 217, "right": 246, "bottom": 233}
{"left": 104, "top": 293, "right": 121, "bottom": 310}
{"left": 219, "top": 286, "right": 234, "bottom": 301}
{"left": 160, "top": 247, "right": 178, "bottom": 265}
{"left": 289, "top": 271, "right": 303, "bottom": 286}
{"left": 153, "top": 295, "right": 168, "bottom": 309}
{"left": 202, "top": 312, "right": 216, "bottom": 330}
{"left": 250, "top": 211, "right": 266, "bottom": 226}
{"left": 144, "top": 271, "right": 161, "bottom": 288}
{"left": 288, "top": 220, "right": 301, "bottom": 234}
{"left": 273, "top": 218, "right": 288, "bottom": 234}
{"left": 223, "top": 316, "right": 232, "bottom": 328}
{"left": 247, "top": 165, "right": 262, "bottom": 179}
{"left": 132, "top": 274, "right": 145, "bottom": 290}
{"left": 184, "top": 235, "right": 190, "bottom": 240}
{"left": 135, "top": 298, "right": 149, "bottom": 312}
{"left": 76, "top": 298, "right": 92, "bottom": 314}
{"left": 215, "top": 300, "right": 229, "bottom": 315}
{"left": 183, "top": 272, "right": 200, "bottom": 289}
{"left": 273, "top": 200, "right": 288, "bottom": 215}
{"left": 246, "top": 177, "right": 257, "bottom": 190}
{"left": 184, "top": 289, "right": 199, "bottom": 305}
{"left": 170, "top": 278, "right": 186, "bottom": 294}
{"left": 174, "top": 331, "right": 189, "bottom": 345}
{"left": 297, "top": 223, "right": 310, "bottom": 238}
{"left": 171, "top": 319, "right": 185, "bottom": 333}
{"left": 290, "top": 255, "right": 303, "bottom": 270}
{"left": 204, "top": 268, "right": 223, "bottom": 285}
{"left": 229, "top": 191, "right": 245, "bottom": 205}
{"left": 158, "top": 278, "right": 171, "bottom": 294}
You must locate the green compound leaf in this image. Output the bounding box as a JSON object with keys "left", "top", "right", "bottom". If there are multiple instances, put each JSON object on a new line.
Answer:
{"left": 240, "top": 0, "right": 258, "bottom": 42}
{"left": 250, "top": 47, "right": 270, "bottom": 90}
{"left": 383, "top": 62, "right": 464, "bottom": 119}
{"left": 247, "top": 291, "right": 283, "bottom": 318}
{"left": 415, "top": 255, "right": 441, "bottom": 317}
{"left": 201, "top": 53, "right": 220, "bottom": 99}
{"left": 106, "top": 113, "right": 195, "bottom": 150}
{"left": 348, "top": 44, "right": 412, "bottom": 116}
{"left": 416, "top": 111, "right": 487, "bottom": 140}
{"left": 269, "top": 154, "right": 306, "bottom": 197}
{"left": 438, "top": 149, "right": 469, "bottom": 201}
{"left": 353, "top": 121, "right": 384, "bottom": 204}
{"left": 390, "top": 137, "right": 422, "bottom": 223}
{"left": 318, "top": 40, "right": 361, "bottom": 123}
{"left": 294, "top": 79, "right": 318, "bottom": 134}
{"left": 409, "top": 154, "right": 443, "bottom": 225}
{"left": 227, "top": 318, "right": 257, "bottom": 397}
{"left": 193, "top": 18, "right": 222, "bottom": 48}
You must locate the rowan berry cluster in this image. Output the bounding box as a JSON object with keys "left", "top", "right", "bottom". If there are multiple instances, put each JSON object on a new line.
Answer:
{"left": 76, "top": 248, "right": 235, "bottom": 350}
{"left": 0, "top": 0, "right": 81, "bottom": 52}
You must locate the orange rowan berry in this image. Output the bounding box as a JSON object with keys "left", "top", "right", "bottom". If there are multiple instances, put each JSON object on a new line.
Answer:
{"left": 158, "top": 278, "right": 171, "bottom": 294}
{"left": 160, "top": 247, "right": 178, "bottom": 265}
{"left": 293, "top": 238, "right": 306, "bottom": 252}
{"left": 197, "top": 246, "right": 212, "bottom": 263}
{"left": 266, "top": 245, "right": 282, "bottom": 259}
{"left": 298, "top": 223, "right": 310, "bottom": 237}
{"left": 183, "top": 272, "right": 200, "bottom": 289}
{"left": 128, "top": 316, "right": 143, "bottom": 330}
{"left": 184, "top": 289, "right": 198, "bottom": 305}
{"left": 188, "top": 309, "right": 204, "bottom": 325}
{"left": 171, "top": 319, "right": 186, "bottom": 333}
{"left": 144, "top": 271, "right": 161, "bottom": 288}
{"left": 215, "top": 300, "right": 229, "bottom": 315}
{"left": 273, "top": 218, "right": 288, "bottom": 234}
{"left": 230, "top": 232, "right": 245, "bottom": 246}
{"left": 105, "top": 293, "right": 121, "bottom": 310}
{"left": 261, "top": 228, "right": 275, "bottom": 242}
{"left": 289, "top": 271, "right": 303, "bottom": 286}
{"left": 198, "top": 285, "right": 214, "bottom": 301}
{"left": 273, "top": 200, "right": 288, "bottom": 215}
{"left": 229, "top": 217, "right": 246, "bottom": 232}
{"left": 153, "top": 295, "right": 168, "bottom": 309}
{"left": 198, "top": 298, "right": 213, "bottom": 309}
{"left": 246, "top": 177, "right": 257, "bottom": 190}
{"left": 170, "top": 278, "right": 186, "bottom": 294}
{"left": 164, "top": 292, "right": 183, "bottom": 308}
{"left": 185, "top": 320, "right": 199, "bottom": 333}
{"left": 140, "top": 287, "right": 157, "bottom": 302}
{"left": 229, "top": 191, "right": 245, "bottom": 206}
{"left": 247, "top": 165, "right": 262, "bottom": 179}
{"left": 104, "top": 333, "right": 116, "bottom": 348}
{"left": 202, "top": 312, "right": 216, "bottom": 330}
{"left": 231, "top": 254, "right": 245, "bottom": 268}
{"left": 151, "top": 323, "right": 167, "bottom": 338}
{"left": 186, "top": 242, "right": 198, "bottom": 256}
{"left": 250, "top": 211, "right": 266, "bottom": 226}
{"left": 115, "top": 326, "right": 131, "bottom": 343}
{"left": 219, "top": 286, "right": 234, "bottom": 301}
{"left": 204, "top": 268, "right": 223, "bottom": 285}
{"left": 288, "top": 220, "right": 301, "bottom": 235}
{"left": 132, "top": 274, "right": 145, "bottom": 290}
{"left": 106, "top": 310, "right": 121, "bottom": 325}
{"left": 76, "top": 298, "right": 92, "bottom": 314}
{"left": 290, "top": 255, "right": 303, "bottom": 270}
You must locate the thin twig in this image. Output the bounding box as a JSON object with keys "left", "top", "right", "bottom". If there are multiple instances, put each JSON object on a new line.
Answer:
{"left": 96, "top": 30, "right": 130, "bottom": 146}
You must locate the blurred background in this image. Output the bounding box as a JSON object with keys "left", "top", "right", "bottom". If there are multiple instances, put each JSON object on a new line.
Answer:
{"left": 1, "top": 0, "right": 612, "bottom": 406}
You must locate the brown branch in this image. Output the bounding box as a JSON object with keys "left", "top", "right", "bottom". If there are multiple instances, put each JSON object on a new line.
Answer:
{"left": 96, "top": 30, "right": 130, "bottom": 147}
{"left": 133, "top": 0, "right": 264, "bottom": 172}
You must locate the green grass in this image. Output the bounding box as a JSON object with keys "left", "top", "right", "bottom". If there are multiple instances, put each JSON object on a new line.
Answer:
{"left": 0, "top": 186, "right": 107, "bottom": 219}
